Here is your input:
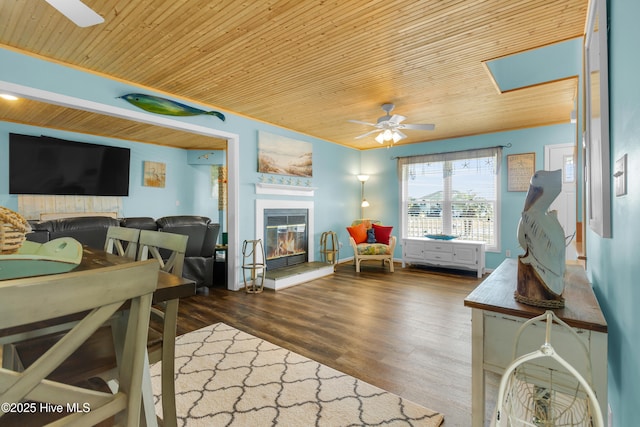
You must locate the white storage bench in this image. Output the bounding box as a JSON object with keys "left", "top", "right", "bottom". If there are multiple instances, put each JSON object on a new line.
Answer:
{"left": 401, "top": 238, "right": 485, "bottom": 278}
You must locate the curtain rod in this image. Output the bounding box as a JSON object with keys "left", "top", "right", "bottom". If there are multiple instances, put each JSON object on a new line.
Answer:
{"left": 390, "top": 142, "right": 512, "bottom": 160}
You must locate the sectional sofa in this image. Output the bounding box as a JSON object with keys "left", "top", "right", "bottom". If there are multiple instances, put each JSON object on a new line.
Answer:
{"left": 27, "top": 215, "right": 220, "bottom": 289}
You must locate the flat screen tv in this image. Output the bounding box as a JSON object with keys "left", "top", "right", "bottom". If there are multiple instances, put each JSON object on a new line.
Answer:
{"left": 9, "top": 133, "right": 131, "bottom": 196}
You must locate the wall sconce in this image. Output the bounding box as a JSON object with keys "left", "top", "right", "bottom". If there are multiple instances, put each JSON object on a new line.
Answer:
{"left": 357, "top": 174, "right": 370, "bottom": 218}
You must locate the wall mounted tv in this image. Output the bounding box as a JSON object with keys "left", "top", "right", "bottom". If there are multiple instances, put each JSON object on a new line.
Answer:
{"left": 9, "top": 133, "right": 131, "bottom": 196}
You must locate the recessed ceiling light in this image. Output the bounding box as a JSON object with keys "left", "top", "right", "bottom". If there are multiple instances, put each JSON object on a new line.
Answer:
{"left": 0, "top": 94, "right": 19, "bottom": 101}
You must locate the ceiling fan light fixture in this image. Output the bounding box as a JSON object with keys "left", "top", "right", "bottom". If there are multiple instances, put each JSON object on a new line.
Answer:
{"left": 375, "top": 129, "right": 403, "bottom": 145}
{"left": 350, "top": 103, "right": 435, "bottom": 146}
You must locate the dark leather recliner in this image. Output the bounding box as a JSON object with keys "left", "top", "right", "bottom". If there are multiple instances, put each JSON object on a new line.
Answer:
{"left": 155, "top": 216, "right": 220, "bottom": 288}
{"left": 119, "top": 217, "right": 158, "bottom": 231}
{"left": 29, "top": 216, "right": 120, "bottom": 249}
{"left": 26, "top": 214, "right": 221, "bottom": 289}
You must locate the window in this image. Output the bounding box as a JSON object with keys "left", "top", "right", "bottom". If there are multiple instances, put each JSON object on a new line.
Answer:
{"left": 399, "top": 147, "right": 501, "bottom": 251}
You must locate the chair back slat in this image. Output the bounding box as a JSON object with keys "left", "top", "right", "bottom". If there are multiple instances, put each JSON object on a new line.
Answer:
{"left": 137, "top": 230, "right": 188, "bottom": 277}
{"left": 0, "top": 260, "right": 158, "bottom": 329}
{"left": 104, "top": 226, "right": 141, "bottom": 260}
{"left": 0, "top": 260, "right": 159, "bottom": 425}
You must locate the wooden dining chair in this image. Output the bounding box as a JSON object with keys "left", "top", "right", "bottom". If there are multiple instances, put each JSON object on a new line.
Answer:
{"left": 0, "top": 260, "right": 159, "bottom": 426}
{"left": 137, "top": 230, "right": 187, "bottom": 278}
{"left": 104, "top": 226, "right": 141, "bottom": 259}
{"left": 3, "top": 225, "right": 142, "bottom": 393}
{"left": 137, "top": 229, "right": 188, "bottom": 427}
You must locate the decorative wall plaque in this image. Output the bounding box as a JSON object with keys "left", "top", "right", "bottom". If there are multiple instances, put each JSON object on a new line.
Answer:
{"left": 507, "top": 153, "right": 536, "bottom": 192}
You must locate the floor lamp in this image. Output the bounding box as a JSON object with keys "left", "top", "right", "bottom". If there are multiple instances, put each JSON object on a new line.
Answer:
{"left": 357, "top": 174, "right": 369, "bottom": 219}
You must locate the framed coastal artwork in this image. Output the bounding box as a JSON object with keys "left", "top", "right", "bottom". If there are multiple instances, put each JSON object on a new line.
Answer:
{"left": 258, "top": 131, "right": 312, "bottom": 177}
{"left": 143, "top": 161, "right": 166, "bottom": 188}
{"left": 584, "top": 0, "right": 611, "bottom": 237}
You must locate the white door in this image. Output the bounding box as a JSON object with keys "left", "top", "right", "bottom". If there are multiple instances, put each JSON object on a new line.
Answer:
{"left": 545, "top": 143, "right": 577, "bottom": 258}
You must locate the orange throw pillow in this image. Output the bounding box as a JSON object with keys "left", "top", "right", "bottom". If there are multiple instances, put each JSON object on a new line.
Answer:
{"left": 372, "top": 223, "right": 393, "bottom": 245}
{"left": 346, "top": 223, "right": 368, "bottom": 244}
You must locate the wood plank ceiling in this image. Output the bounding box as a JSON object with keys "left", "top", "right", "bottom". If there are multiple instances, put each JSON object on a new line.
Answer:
{"left": 0, "top": 0, "right": 587, "bottom": 151}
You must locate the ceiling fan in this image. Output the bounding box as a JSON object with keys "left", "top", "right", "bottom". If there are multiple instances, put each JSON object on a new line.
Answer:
{"left": 44, "top": 0, "right": 104, "bottom": 27}
{"left": 349, "top": 103, "right": 435, "bottom": 144}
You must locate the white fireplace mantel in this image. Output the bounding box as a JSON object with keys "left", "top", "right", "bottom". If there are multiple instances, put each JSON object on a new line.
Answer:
{"left": 255, "top": 183, "right": 316, "bottom": 197}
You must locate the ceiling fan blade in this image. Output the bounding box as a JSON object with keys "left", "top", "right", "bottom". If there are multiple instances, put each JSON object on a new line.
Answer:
{"left": 348, "top": 119, "right": 377, "bottom": 127}
{"left": 395, "top": 130, "right": 408, "bottom": 140}
{"left": 400, "top": 123, "right": 436, "bottom": 131}
{"left": 45, "top": 0, "right": 104, "bottom": 27}
{"left": 389, "top": 114, "right": 406, "bottom": 124}
{"left": 354, "top": 129, "right": 381, "bottom": 139}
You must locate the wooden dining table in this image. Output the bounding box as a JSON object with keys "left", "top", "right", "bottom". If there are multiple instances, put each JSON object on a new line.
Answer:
{"left": 0, "top": 246, "right": 196, "bottom": 427}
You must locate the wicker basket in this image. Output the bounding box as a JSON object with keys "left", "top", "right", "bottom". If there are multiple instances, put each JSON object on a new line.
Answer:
{"left": 0, "top": 207, "right": 31, "bottom": 255}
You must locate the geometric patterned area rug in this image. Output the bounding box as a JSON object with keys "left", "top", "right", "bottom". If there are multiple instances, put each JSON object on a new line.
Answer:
{"left": 150, "top": 323, "right": 444, "bottom": 426}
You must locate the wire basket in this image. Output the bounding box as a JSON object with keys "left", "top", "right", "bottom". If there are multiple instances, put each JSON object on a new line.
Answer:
{"left": 0, "top": 207, "right": 31, "bottom": 254}
{"left": 494, "top": 311, "right": 604, "bottom": 427}
{"left": 499, "top": 361, "right": 597, "bottom": 426}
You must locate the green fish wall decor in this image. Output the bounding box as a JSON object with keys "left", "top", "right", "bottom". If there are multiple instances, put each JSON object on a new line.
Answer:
{"left": 119, "top": 93, "right": 225, "bottom": 121}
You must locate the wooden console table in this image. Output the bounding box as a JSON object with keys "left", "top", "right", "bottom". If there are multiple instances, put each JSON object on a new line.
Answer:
{"left": 464, "top": 258, "right": 607, "bottom": 427}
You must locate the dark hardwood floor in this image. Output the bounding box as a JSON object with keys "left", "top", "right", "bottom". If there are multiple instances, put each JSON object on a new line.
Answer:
{"left": 176, "top": 261, "right": 491, "bottom": 426}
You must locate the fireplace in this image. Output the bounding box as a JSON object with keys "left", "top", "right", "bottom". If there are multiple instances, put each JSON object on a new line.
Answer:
{"left": 264, "top": 209, "right": 308, "bottom": 270}
{"left": 255, "top": 199, "right": 331, "bottom": 290}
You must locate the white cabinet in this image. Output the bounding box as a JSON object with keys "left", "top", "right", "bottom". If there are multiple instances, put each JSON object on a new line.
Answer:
{"left": 464, "top": 259, "right": 608, "bottom": 427}
{"left": 402, "top": 238, "right": 485, "bottom": 278}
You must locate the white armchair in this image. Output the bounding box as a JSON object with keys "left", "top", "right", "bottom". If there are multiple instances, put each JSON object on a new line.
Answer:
{"left": 346, "top": 220, "right": 396, "bottom": 272}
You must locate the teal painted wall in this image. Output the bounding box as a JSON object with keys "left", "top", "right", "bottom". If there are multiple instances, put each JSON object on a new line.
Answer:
{"left": 487, "top": 38, "right": 582, "bottom": 92}
{"left": 230, "top": 120, "right": 361, "bottom": 254}
{"left": 361, "top": 124, "right": 575, "bottom": 270}
{"left": 0, "top": 122, "right": 203, "bottom": 218}
{"left": 3, "top": 12, "right": 639, "bottom": 419}
{"left": 0, "top": 118, "right": 360, "bottom": 264}
{"left": 0, "top": 48, "right": 361, "bottom": 263}
{"left": 187, "top": 150, "right": 226, "bottom": 226}
{"left": 587, "top": 0, "right": 640, "bottom": 424}
{"left": 486, "top": 37, "right": 585, "bottom": 222}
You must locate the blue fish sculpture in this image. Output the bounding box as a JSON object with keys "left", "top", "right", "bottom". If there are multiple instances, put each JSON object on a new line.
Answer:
{"left": 119, "top": 93, "right": 225, "bottom": 121}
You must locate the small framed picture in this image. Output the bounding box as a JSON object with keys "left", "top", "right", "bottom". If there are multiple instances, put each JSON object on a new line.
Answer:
{"left": 143, "top": 161, "right": 166, "bottom": 188}
{"left": 507, "top": 153, "right": 535, "bottom": 192}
